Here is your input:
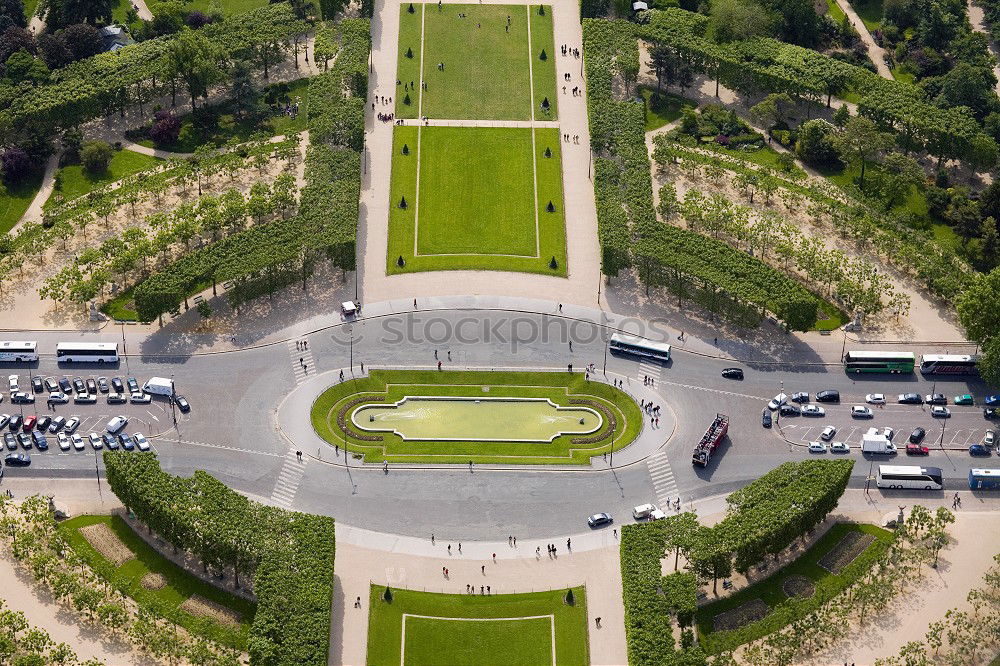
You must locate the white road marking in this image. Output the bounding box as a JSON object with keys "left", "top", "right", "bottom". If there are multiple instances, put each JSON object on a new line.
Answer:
{"left": 270, "top": 449, "right": 308, "bottom": 509}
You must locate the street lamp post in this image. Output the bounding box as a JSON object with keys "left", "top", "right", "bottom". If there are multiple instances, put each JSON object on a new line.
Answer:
{"left": 170, "top": 374, "right": 177, "bottom": 425}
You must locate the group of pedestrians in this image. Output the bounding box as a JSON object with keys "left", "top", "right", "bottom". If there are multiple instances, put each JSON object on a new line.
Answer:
{"left": 952, "top": 492, "right": 963, "bottom": 509}
{"left": 560, "top": 44, "right": 579, "bottom": 58}
{"left": 562, "top": 133, "right": 580, "bottom": 143}
{"left": 641, "top": 399, "right": 661, "bottom": 427}
{"left": 466, "top": 584, "right": 491, "bottom": 595}
{"left": 294, "top": 339, "right": 308, "bottom": 351}
{"left": 562, "top": 85, "right": 582, "bottom": 97}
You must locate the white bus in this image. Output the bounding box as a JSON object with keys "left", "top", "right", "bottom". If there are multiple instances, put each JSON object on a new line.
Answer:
{"left": 609, "top": 333, "right": 671, "bottom": 362}
{"left": 0, "top": 341, "right": 38, "bottom": 362}
{"left": 919, "top": 354, "right": 978, "bottom": 375}
{"left": 877, "top": 465, "right": 943, "bottom": 491}
{"left": 56, "top": 342, "right": 119, "bottom": 363}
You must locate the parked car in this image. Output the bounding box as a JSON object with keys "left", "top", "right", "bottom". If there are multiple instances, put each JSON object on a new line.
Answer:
{"left": 31, "top": 376, "right": 42, "bottom": 393}
{"left": 852, "top": 406, "right": 873, "bottom": 418}
{"left": 790, "top": 392, "right": 810, "bottom": 403}
{"left": 101, "top": 433, "right": 118, "bottom": 450}
{"left": 71, "top": 434, "right": 85, "bottom": 451}
{"left": 107, "top": 393, "right": 126, "bottom": 404}
{"left": 72, "top": 377, "right": 86, "bottom": 393}
{"left": 17, "top": 432, "right": 30, "bottom": 449}
{"left": 126, "top": 377, "right": 139, "bottom": 393}
{"left": 802, "top": 405, "right": 825, "bottom": 417}
{"left": 97, "top": 377, "right": 109, "bottom": 393}
{"left": 129, "top": 392, "right": 151, "bottom": 404}
{"left": 35, "top": 416, "right": 50, "bottom": 431}
{"left": 73, "top": 393, "right": 96, "bottom": 404}
{"left": 133, "top": 433, "right": 150, "bottom": 452}
{"left": 0, "top": 415, "right": 8, "bottom": 430}
{"left": 47, "top": 392, "right": 68, "bottom": 404}
{"left": 808, "top": 441, "right": 828, "bottom": 453}
{"left": 721, "top": 368, "right": 744, "bottom": 380}
{"left": 175, "top": 395, "right": 190, "bottom": 413}
{"left": 587, "top": 512, "right": 613, "bottom": 528}
{"left": 865, "top": 393, "right": 886, "bottom": 405}
{"left": 118, "top": 434, "right": 135, "bottom": 451}
{"left": 8, "top": 415, "right": 20, "bottom": 431}
{"left": 44, "top": 377, "right": 58, "bottom": 392}
{"left": 88, "top": 432, "right": 102, "bottom": 450}
{"left": 7, "top": 374, "right": 17, "bottom": 392}
{"left": 779, "top": 404, "right": 801, "bottom": 416}
{"left": 830, "top": 441, "right": 849, "bottom": 454}
{"left": 816, "top": 390, "right": 840, "bottom": 403}
{"left": 898, "top": 393, "right": 922, "bottom": 404}
{"left": 820, "top": 425, "right": 837, "bottom": 441}
{"left": 926, "top": 394, "right": 947, "bottom": 405}
{"left": 106, "top": 416, "right": 128, "bottom": 434}
{"left": 986, "top": 408, "right": 998, "bottom": 419}
{"left": 767, "top": 393, "right": 788, "bottom": 410}
{"left": 969, "top": 444, "right": 992, "bottom": 456}
{"left": 64, "top": 417, "right": 79, "bottom": 434}
{"left": 984, "top": 395, "right": 1000, "bottom": 407}
{"left": 56, "top": 432, "right": 70, "bottom": 452}
{"left": 762, "top": 409, "right": 772, "bottom": 428}
{"left": 85, "top": 378, "right": 97, "bottom": 394}
{"left": 955, "top": 394, "right": 975, "bottom": 406}
{"left": 882, "top": 427, "right": 895, "bottom": 441}
{"left": 111, "top": 377, "right": 124, "bottom": 393}
{"left": 909, "top": 427, "right": 926, "bottom": 444}
{"left": 985, "top": 430, "right": 996, "bottom": 448}
{"left": 31, "top": 431, "right": 47, "bottom": 451}
{"left": 11, "top": 392, "right": 33, "bottom": 404}
{"left": 3, "top": 433, "right": 15, "bottom": 451}
{"left": 4, "top": 453, "right": 30, "bottom": 466}
{"left": 907, "top": 442, "right": 930, "bottom": 455}
{"left": 58, "top": 377, "right": 72, "bottom": 393}
{"left": 932, "top": 406, "right": 951, "bottom": 418}
{"left": 22, "top": 415, "right": 35, "bottom": 431}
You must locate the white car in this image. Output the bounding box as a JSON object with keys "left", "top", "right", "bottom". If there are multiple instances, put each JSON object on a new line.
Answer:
{"left": 130, "top": 392, "right": 151, "bottom": 404}
{"left": 56, "top": 432, "right": 71, "bottom": 452}
{"left": 133, "top": 433, "right": 150, "bottom": 452}
{"left": 767, "top": 393, "right": 788, "bottom": 411}
{"left": 47, "top": 392, "right": 69, "bottom": 404}
{"left": 802, "top": 405, "right": 825, "bottom": 417}
{"left": 88, "top": 432, "right": 103, "bottom": 450}
{"left": 985, "top": 430, "right": 996, "bottom": 447}
{"left": 820, "top": 425, "right": 837, "bottom": 441}
{"left": 64, "top": 417, "right": 80, "bottom": 434}
{"left": 882, "top": 427, "right": 895, "bottom": 441}
{"left": 74, "top": 393, "right": 96, "bottom": 404}
{"left": 808, "top": 441, "right": 828, "bottom": 453}
{"left": 931, "top": 406, "right": 951, "bottom": 418}
{"left": 865, "top": 394, "right": 886, "bottom": 405}
{"left": 71, "top": 433, "right": 85, "bottom": 451}
{"left": 107, "top": 416, "right": 129, "bottom": 434}
{"left": 7, "top": 374, "right": 17, "bottom": 392}
{"left": 852, "top": 405, "right": 873, "bottom": 418}
{"left": 830, "top": 441, "right": 850, "bottom": 453}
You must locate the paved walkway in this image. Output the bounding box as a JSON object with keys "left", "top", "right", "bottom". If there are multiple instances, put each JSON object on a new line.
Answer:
{"left": 132, "top": 0, "right": 154, "bottom": 21}
{"left": 359, "top": 0, "right": 602, "bottom": 308}
{"left": 832, "top": 0, "right": 893, "bottom": 79}
{"left": 17, "top": 151, "right": 61, "bottom": 227}
{"left": 968, "top": 0, "right": 1000, "bottom": 96}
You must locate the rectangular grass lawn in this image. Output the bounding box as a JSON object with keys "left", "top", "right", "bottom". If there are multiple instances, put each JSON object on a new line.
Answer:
{"left": 529, "top": 5, "right": 558, "bottom": 120}
{"left": 395, "top": 4, "right": 424, "bottom": 119}
{"left": 49, "top": 149, "right": 161, "bottom": 207}
{"left": 0, "top": 171, "right": 42, "bottom": 235}
{"left": 366, "top": 586, "right": 589, "bottom": 666}
{"left": 386, "top": 126, "right": 567, "bottom": 275}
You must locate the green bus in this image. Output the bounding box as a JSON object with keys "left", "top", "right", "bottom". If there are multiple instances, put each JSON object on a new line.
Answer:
{"left": 844, "top": 351, "right": 915, "bottom": 374}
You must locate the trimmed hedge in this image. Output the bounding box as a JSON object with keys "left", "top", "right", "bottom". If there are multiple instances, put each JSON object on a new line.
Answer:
{"left": 620, "top": 520, "right": 675, "bottom": 666}
{"left": 103, "top": 452, "right": 336, "bottom": 666}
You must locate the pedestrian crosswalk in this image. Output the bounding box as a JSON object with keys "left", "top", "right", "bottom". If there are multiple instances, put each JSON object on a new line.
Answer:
{"left": 646, "top": 450, "right": 678, "bottom": 510}
{"left": 638, "top": 360, "right": 661, "bottom": 384}
{"left": 270, "top": 449, "right": 307, "bottom": 510}
{"left": 287, "top": 340, "right": 315, "bottom": 384}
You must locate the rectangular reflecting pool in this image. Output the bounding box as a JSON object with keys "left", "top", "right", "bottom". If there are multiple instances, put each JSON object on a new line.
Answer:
{"left": 351, "top": 396, "right": 602, "bottom": 442}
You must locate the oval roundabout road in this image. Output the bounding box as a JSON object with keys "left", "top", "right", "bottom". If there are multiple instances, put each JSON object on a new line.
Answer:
{"left": 6, "top": 302, "right": 992, "bottom": 541}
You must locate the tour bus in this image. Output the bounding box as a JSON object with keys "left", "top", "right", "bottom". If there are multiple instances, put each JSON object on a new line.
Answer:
{"left": 608, "top": 333, "right": 671, "bottom": 362}
{"left": 55, "top": 342, "right": 119, "bottom": 364}
{"left": 919, "top": 354, "right": 978, "bottom": 375}
{"left": 0, "top": 341, "right": 38, "bottom": 362}
{"left": 844, "top": 351, "right": 915, "bottom": 374}
{"left": 969, "top": 468, "right": 1000, "bottom": 490}
{"left": 876, "top": 465, "right": 944, "bottom": 490}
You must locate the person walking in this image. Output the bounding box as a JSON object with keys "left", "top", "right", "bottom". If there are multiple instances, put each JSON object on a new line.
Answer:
{"left": 566, "top": 537, "right": 571, "bottom": 550}
{"left": 492, "top": 553, "right": 496, "bottom": 562}
{"left": 482, "top": 565, "right": 485, "bottom": 574}
{"left": 355, "top": 596, "right": 361, "bottom": 608}
{"left": 458, "top": 543, "right": 462, "bottom": 552}
{"left": 596, "top": 617, "right": 601, "bottom": 628}
{"left": 448, "top": 544, "right": 451, "bottom": 554}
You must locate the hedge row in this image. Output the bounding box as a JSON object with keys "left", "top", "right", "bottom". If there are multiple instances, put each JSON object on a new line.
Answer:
{"left": 620, "top": 520, "right": 676, "bottom": 666}
{"left": 103, "top": 452, "right": 335, "bottom": 666}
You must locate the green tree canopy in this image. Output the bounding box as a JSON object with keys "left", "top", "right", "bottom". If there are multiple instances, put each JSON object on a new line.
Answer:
{"left": 165, "top": 29, "right": 227, "bottom": 111}
{"left": 709, "top": 0, "right": 774, "bottom": 43}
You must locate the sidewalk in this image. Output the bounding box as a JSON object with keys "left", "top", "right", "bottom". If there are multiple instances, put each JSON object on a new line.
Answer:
{"left": 832, "top": 0, "right": 893, "bottom": 79}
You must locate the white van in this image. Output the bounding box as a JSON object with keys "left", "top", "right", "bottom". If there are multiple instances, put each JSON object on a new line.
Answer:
{"left": 142, "top": 377, "right": 174, "bottom": 397}
{"left": 632, "top": 503, "right": 658, "bottom": 520}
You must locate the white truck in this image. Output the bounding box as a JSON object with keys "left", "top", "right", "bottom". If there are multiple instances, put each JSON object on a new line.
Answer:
{"left": 862, "top": 429, "right": 897, "bottom": 455}
{"left": 141, "top": 377, "right": 174, "bottom": 397}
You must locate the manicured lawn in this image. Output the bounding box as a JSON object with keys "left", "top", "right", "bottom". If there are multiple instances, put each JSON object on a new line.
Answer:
{"left": 822, "top": 161, "right": 929, "bottom": 220}
{"left": 529, "top": 5, "right": 558, "bottom": 121}
{"left": 825, "top": 0, "right": 847, "bottom": 22}
{"left": 59, "top": 514, "right": 256, "bottom": 649}
{"left": 101, "top": 285, "right": 140, "bottom": 321}
{"left": 386, "top": 125, "right": 568, "bottom": 275}
{"left": 311, "top": 369, "right": 642, "bottom": 464}
{"left": 184, "top": 0, "right": 269, "bottom": 14}
{"left": 700, "top": 141, "right": 806, "bottom": 179}
{"left": 395, "top": 4, "right": 424, "bottom": 119}
{"left": 848, "top": 0, "right": 883, "bottom": 31}
{"left": 366, "top": 586, "right": 589, "bottom": 666}
{"left": 932, "top": 222, "right": 962, "bottom": 252}
{"left": 49, "top": 149, "right": 161, "bottom": 206}
{"left": 0, "top": 171, "right": 43, "bottom": 235}
{"left": 23, "top": 0, "right": 39, "bottom": 20}
{"left": 640, "top": 87, "right": 696, "bottom": 131}
{"left": 405, "top": 4, "right": 552, "bottom": 120}
{"left": 695, "top": 522, "right": 893, "bottom": 654}
{"left": 891, "top": 65, "right": 916, "bottom": 84}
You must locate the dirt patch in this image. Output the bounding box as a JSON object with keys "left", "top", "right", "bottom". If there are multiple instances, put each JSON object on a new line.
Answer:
{"left": 818, "top": 531, "right": 876, "bottom": 574}
{"left": 141, "top": 573, "right": 166, "bottom": 590}
{"left": 712, "top": 599, "right": 771, "bottom": 632}
{"left": 782, "top": 574, "right": 816, "bottom": 599}
{"left": 80, "top": 523, "right": 134, "bottom": 567}
{"left": 179, "top": 595, "right": 242, "bottom": 627}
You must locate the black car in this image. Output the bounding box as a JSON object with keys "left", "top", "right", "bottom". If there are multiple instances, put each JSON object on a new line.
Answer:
{"left": 126, "top": 377, "right": 139, "bottom": 393}
{"left": 72, "top": 377, "right": 86, "bottom": 393}
{"left": 721, "top": 368, "right": 744, "bottom": 380}
{"left": 8, "top": 415, "right": 20, "bottom": 431}
{"left": 31, "top": 376, "right": 43, "bottom": 393}
{"left": 111, "top": 377, "right": 124, "bottom": 393}
{"left": 58, "top": 377, "right": 72, "bottom": 393}
{"left": 31, "top": 431, "right": 47, "bottom": 451}
{"left": 762, "top": 409, "right": 772, "bottom": 428}
{"left": 86, "top": 378, "right": 97, "bottom": 394}
{"left": 926, "top": 394, "right": 947, "bottom": 405}
{"left": 175, "top": 395, "right": 190, "bottom": 413}
{"left": 898, "top": 393, "right": 922, "bottom": 404}
{"left": 102, "top": 433, "right": 118, "bottom": 450}
{"left": 779, "top": 404, "right": 801, "bottom": 416}
{"left": 986, "top": 408, "right": 998, "bottom": 419}
{"left": 790, "top": 392, "right": 810, "bottom": 403}
{"left": 17, "top": 432, "right": 31, "bottom": 449}
{"left": 35, "top": 415, "right": 50, "bottom": 431}
{"left": 3, "top": 433, "right": 15, "bottom": 451}
{"left": 4, "top": 452, "right": 30, "bottom": 466}
{"left": 816, "top": 390, "right": 840, "bottom": 403}
{"left": 909, "top": 427, "right": 926, "bottom": 444}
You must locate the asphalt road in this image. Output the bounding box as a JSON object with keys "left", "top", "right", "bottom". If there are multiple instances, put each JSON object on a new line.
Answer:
{"left": 1, "top": 311, "right": 996, "bottom": 539}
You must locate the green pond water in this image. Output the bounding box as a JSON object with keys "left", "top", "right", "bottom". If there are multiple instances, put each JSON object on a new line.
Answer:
{"left": 351, "top": 397, "right": 602, "bottom": 442}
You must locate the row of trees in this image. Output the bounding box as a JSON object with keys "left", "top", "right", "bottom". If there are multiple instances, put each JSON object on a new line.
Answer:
{"left": 0, "top": 598, "right": 99, "bottom": 666}
{"left": 0, "top": 494, "right": 241, "bottom": 665}
{"left": 104, "top": 451, "right": 336, "bottom": 666}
